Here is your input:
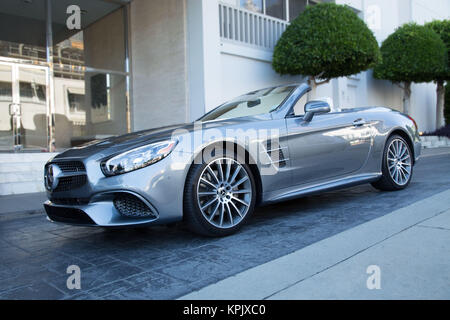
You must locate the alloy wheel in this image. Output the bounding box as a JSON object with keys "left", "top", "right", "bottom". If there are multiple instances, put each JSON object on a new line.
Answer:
{"left": 387, "top": 138, "right": 412, "bottom": 186}
{"left": 196, "top": 157, "right": 253, "bottom": 229}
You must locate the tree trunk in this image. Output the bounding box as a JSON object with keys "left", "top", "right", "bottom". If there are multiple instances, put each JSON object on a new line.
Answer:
{"left": 402, "top": 82, "right": 411, "bottom": 115}
{"left": 308, "top": 76, "right": 317, "bottom": 100}
{"left": 436, "top": 80, "right": 445, "bottom": 129}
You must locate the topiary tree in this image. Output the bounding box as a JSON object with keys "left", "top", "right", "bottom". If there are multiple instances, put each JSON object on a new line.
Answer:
{"left": 272, "top": 2, "right": 380, "bottom": 97}
{"left": 445, "top": 83, "right": 450, "bottom": 125}
{"left": 425, "top": 20, "right": 450, "bottom": 128}
{"left": 374, "top": 23, "right": 447, "bottom": 115}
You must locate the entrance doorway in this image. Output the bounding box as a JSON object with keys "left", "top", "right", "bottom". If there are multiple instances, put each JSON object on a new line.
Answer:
{"left": 0, "top": 60, "right": 49, "bottom": 151}
{"left": 0, "top": 0, "right": 131, "bottom": 153}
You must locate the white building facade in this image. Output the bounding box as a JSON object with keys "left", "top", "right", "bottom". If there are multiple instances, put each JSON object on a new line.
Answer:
{"left": 166, "top": 0, "right": 449, "bottom": 133}
{"left": 126, "top": 0, "right": 449, "bottom": 135}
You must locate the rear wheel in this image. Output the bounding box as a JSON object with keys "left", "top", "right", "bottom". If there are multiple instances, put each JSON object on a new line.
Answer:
{"left": 371, "top": 135, "right": 413, "bottom": 191}
{"left": 183, "top": 151, "right": 256, "bottom": 237}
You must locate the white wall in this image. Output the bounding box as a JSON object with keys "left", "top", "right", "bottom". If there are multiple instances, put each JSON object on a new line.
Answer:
{"left": 130, "top": 0, "right": 188, "bottom": 130}
{"left": 217, "top": 52, "right": 304, "bottom": 110}
{"left": 412, "top": 0, "right": 450, "bottom": 24}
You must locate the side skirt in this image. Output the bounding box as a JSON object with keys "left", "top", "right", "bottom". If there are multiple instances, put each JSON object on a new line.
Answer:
{"left": 262, "top": 173, "right": 382, "bottom": 204}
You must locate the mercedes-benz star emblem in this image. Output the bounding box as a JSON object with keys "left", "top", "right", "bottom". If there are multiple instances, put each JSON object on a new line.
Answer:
{"left": 45, "top": 164, "right": 62, "bottom": 191}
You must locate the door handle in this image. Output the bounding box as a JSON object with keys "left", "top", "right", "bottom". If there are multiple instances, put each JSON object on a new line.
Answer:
{"left": 353, "top": 118, "right": 366, "bottom": 127}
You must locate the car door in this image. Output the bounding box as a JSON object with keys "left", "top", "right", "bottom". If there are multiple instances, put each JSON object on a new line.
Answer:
{"left": 286, "top": 110, "right": 373, "bottom": 186}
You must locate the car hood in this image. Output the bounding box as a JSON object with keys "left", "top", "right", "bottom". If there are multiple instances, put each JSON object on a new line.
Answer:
{"left": 51, "top": 118, "right": 260, "bottom": 160}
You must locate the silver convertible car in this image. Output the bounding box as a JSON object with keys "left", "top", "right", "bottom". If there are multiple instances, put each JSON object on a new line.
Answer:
{"left": 44, "top": 83, "right": 421, "bottom": 236}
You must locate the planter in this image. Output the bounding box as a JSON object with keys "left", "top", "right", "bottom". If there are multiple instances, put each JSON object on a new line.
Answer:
{"left": 420, "top": 135, "right": 450, "bottom": 149}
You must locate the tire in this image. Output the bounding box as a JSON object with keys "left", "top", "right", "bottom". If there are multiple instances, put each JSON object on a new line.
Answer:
{"left": 183, "top": 149, "right": 257, "bottom": 237}
{"left": 371, "top": 134, "right": 413, "bottom": 191}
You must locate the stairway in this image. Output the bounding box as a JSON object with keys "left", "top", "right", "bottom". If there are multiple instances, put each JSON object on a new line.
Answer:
{"left": 0, "top": 153, "right": 58, "bottom": 195}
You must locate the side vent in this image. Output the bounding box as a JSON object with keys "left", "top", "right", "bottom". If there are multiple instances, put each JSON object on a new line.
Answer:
{"left": 265, "top": 140, "right": 287, "bottom": 167}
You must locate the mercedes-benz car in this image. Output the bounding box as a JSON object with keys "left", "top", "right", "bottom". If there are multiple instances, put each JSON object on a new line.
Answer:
{"left": 43, "top": 83, "right": 421, "bottom": 236}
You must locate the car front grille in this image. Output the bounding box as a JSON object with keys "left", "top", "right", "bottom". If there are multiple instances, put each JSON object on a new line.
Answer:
{"left": 113, "top": 194, "right": 157, "bottom": 219}
{"left": 47, "top": 160, "right": 87, "bottom": 192}
{"left": 54, "top": 175, "right": 87, "bottom": 192}
{"left": 53, "top": 161, "right": 86, "bottom": 173}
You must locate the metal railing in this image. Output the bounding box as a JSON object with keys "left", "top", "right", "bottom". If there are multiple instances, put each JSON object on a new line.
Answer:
{"left": 219, "top": 2, "right": 289, "bottom": 51}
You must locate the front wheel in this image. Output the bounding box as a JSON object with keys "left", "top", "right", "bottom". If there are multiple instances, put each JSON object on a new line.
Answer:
{"left": 371, "top": 135, "right": 413, "bottom": 191}
{"left": 183, "top": 152, "right": 256, "bottom": 237}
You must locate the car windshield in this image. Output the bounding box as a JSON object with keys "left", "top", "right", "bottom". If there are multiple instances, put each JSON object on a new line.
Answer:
{"left": 198, "top": 85, "right": 296, "bottom": 121}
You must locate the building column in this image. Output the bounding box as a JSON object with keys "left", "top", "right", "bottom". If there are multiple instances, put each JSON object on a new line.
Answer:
{"left": 129, "top": 0, "right": 188, "bottom": 131}
{"left": 186, "top": 0, "right": 222, "bottom": 120}
{"left": 45, "top": 0, "right": 56, "bottom": 152}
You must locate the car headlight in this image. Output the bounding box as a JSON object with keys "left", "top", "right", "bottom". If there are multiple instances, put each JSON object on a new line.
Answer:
{"left": 101, "top": 140, "right": 178, "bottom": 176}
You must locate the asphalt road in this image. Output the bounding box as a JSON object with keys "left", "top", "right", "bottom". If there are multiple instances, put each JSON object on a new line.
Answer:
{"left": 0, "top": 150, "right": 449, "bottom": 299}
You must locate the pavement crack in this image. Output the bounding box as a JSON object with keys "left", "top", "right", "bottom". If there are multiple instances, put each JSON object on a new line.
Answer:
{"left": 415, "top": 224, "right": 450, "bottom": 231}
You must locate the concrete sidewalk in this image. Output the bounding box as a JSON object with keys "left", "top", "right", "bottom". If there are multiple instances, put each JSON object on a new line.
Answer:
{"left": 0, "top": 192, "right": 46, "bottom": 219}
{"left": 180, "top": 189, "right": 450, "bottom": 300}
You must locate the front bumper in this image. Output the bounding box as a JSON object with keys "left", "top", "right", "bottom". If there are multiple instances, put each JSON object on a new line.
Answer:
{"left": 44, "top": 191, "right": 160, "bottom": 227}
{"left": 44, "top": 151, "right": 192, "bottom": 227}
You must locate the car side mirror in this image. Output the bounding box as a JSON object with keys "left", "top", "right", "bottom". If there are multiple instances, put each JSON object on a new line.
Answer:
{"left": 303, "top": 101, "right": 331, "bottom": 122}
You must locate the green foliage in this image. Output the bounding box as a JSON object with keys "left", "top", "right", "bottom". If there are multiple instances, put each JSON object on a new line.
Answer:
{"left": 374, "top": 23, "right": 447, "bottom": 83}
{"left": 272, "top": 3, "right": 380, "bottom": 79}
{"left": 425, "top": 19, "right": 450, "bottom": 80}
{"left": 445, "top": 83, "right": 450, "bottom": 125}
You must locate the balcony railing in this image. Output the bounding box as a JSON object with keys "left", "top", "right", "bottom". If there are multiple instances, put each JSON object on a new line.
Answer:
{"left": 219, "top": 2, "right": 289, "bottom": 51}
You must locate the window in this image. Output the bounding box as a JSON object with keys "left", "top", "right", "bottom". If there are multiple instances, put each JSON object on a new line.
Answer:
{"left": 0, "top": 81, "right": 12, "bottom": 99}
{"left": 199, "top": 85, "right": 296, "bottom": 121}
{"left": 289, "top": 0, "right": 306, "bottom": 21}
{"left": 19, "top": 82, "right": 34, "bottom": 101}
{"left": 18, "top": 82, "right": 46, "bottom": 103}
{"left": 266, "top": 0, "right": 286, "bottom": 20}
{"left": 237, "top": 0, "right": 319, "bottom": 22}
{"left": 289, "top": 0, "right": 317, "bottom": 21}
{"left": 240, "top": 0, "right": 263, "bottom": 13}
{"left": 36, "top": 84, "right": 46, "bottom": 102}
{"left": 68, "top": 91, "right": 86, "bottom": 113}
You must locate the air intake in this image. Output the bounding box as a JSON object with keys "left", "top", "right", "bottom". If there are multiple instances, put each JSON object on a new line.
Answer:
{"left": 113, "top": 194, "right": 156, "bottom": 219}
